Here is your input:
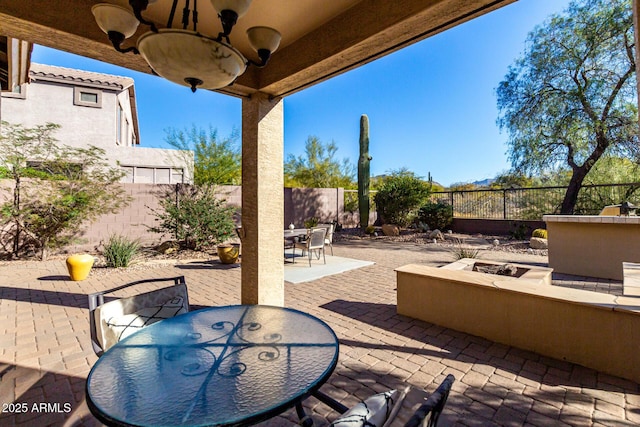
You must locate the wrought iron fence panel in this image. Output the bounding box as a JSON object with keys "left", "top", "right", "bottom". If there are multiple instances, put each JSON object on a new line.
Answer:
{"left": 430, "top": 183, "right": 640, "bottom": 220}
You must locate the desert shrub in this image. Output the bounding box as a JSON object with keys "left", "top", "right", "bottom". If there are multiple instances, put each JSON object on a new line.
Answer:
{"left": 102, "top": 234, "right": 140, "bottom": 268}
{"left": 373, "top": 170, "right": 431, "bottom": 227}
{"left": 448, "top": 238, "right": 480, "bottom": 260}
{"left": 531, "top": 228, "right": 548, "bottom": 239}
{"left": 510, "top": 221, "right": 530, "bottom": 240}
{"left": 417, "top": 202, "right": 453, "bottom": 231}
{"left": 149, "top": 184, "right": 236, "bottom": 250}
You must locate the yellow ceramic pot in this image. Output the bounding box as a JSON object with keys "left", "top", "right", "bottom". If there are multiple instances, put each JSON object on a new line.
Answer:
{"left": 217, "top": 244, "right": 240, "bottom": 264}
{"left": 66, "top": 254, "right": 95, "bottom": 281}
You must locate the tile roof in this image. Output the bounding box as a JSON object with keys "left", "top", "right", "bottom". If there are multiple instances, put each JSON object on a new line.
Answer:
{"left": 29, "top": 63, "right": 134, "bottom": 90}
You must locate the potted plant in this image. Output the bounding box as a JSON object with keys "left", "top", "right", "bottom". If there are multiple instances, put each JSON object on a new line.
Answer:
{"left": 217, "top": 243, "right": 240, "bottom": 264}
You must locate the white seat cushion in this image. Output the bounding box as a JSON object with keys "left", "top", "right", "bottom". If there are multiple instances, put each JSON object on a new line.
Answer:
{"left": 105, "top": 296, "right": 186, "bottom": 342}
{"left": 330, "top": 390, "right": 401, "bottom": 427}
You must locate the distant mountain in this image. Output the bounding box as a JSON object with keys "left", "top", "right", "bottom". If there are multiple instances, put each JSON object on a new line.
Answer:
{"left": 472, "top": 178, "right": 495, "bottom": 187}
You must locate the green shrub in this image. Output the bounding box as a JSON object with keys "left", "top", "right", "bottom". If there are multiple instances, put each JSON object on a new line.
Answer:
{"left": 510, "top": 221, "right": 529, "bottom": 240}
{"left": 149, "top": 184, "right": 236, "bottom": 250}
{"left": 532, "top": 228, "right": 548, "bottom": 239}
{"left": 365, "top": 225, "right": 376, "bottom": 235}
{"left": 417, "top": 202, "right": 453, "bottom": 231}
{"left": 373, "top": 170, "right": 431, "bottom": 227}
{"left": 102, "top": 234, "right": 140, "bottom": 268}
{"left": 304, "top": 217, "right": 319, "bottom": 228}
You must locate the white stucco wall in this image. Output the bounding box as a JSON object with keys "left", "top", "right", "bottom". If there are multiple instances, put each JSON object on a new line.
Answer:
{"left": 1, "top": 80, "right": 119, "bottom": 151}
{"left": 0, "top": 69, "right": 194, "bottom": 184}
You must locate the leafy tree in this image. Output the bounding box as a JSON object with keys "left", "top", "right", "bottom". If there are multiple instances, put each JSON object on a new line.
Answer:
{"left": 284, "top": 136, "right": 355, "bottom": 188}
{"left": 148, "top": 184, "right": 236, "bottom": 250}
{"left": 0, "top": 121, "right": 130, "bottom": 260}
{"left": 373, "top": 168, "right": 431, "bottom": 227}
{"left": 491, "top": 172, "right": 538, "bottom": 189}
{"left": 165, "top": 125, "right": 241, "bottom": 185}
{"left": 496, "top": 0, "right": 638, "bottom": 214}
{"left": 583, "top": 156, "right": 640, "bottom": 184}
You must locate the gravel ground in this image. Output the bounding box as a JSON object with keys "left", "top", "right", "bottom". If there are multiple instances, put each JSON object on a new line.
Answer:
{"left": 333, "top": 227, "right": 548, "bottom": 256}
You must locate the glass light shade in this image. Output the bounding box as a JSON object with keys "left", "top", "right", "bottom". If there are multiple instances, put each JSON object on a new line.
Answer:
{"left": 210, "top": 0, "right": 252, "bottom": 17}
{"left": 247, "top": 26, "right": 281, "bottom": 53}
{"left": 137, "top": 29, "right": 247, "bottom": 90}
{"left": 92, "top": 3, "right": 139, "bottom": 38}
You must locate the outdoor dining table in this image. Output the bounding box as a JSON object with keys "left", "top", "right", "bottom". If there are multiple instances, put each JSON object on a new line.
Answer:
{"left": 284, "top": 228, "right": 309, "bottom": 242}
{"left": 85, "top": 304, "right": 340, "bottom": 427}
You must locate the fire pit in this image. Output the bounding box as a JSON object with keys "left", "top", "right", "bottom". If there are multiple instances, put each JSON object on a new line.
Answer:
{"left": 440, "top": 258, "right": 553, "bottom": 285}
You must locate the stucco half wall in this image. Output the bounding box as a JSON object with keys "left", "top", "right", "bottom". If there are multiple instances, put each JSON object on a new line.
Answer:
{"left": 396, "top": 263, "right": 640, "bottom": 384}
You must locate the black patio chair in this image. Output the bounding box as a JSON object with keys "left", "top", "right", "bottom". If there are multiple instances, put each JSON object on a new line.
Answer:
{"left": 88, "top": 276, "right": 189, "bottom": 357}
{"left": 403, "top": 374, "right": 455, "bottom": 427}
{"left": 312, "top": 374, "right": 455, "bottom": 427}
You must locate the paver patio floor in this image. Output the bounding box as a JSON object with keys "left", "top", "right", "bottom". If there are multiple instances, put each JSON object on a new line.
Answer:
{"left": 1, "top": 239, "right": 639, "bottom": 426}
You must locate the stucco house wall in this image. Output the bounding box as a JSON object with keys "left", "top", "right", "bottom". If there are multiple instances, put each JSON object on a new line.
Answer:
{"left": 0, "top": 63, "right": 193, "bottom": 184}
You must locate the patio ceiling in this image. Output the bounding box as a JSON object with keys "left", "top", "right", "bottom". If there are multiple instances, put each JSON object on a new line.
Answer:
{"left": 0, "top": 0, "right": 515, "bottom": 98}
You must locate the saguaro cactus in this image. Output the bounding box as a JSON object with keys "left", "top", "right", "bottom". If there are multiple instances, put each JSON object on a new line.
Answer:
{"left": 358, "top": 114, "right": 372, "bottom": 230}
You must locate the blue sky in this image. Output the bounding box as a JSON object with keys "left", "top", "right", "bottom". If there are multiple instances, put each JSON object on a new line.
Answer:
{"left": 32, "top": 0, "right": 572, "bottom": 187}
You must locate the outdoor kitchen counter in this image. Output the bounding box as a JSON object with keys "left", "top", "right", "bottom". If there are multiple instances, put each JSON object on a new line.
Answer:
{"left": 543, "top": 214, "right": 640, "bottom": 280}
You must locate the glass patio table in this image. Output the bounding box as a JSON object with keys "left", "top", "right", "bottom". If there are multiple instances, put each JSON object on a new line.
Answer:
{"left": 86, "top": 305, "right": 340, "bottom": 427}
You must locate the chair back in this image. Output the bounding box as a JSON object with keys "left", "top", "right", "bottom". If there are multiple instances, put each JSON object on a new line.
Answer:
{"left": 88, "top": 276, "right": 189, "bottom": 357}
{"left": 404, "top": 374, "right": 455, "bottom": 427}
{"left": 308, "top": 227, "right": 327, "bottom": 250}
{"left": 319, "top": 223, "right": 335, "bottom": 243}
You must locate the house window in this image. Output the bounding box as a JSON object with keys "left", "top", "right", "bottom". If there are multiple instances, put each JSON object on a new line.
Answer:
{"left": 116, "top": 103, "right": 123, "bottom": 145}
{"left": 80, "top": 92, "right": 98, "bottom": 103}
{"left": 135, "top": 167, "right": 154, "bottom": 183}
{"left": 155, "top": 168, "right": 170, "bottom": 184}
{"left": 121, "top": 166, "right": 134, "bottom": 183}
{"left": 73, "top": 87, "right": 102, "bottom": 108}
{"left": 172, "top": 168, "right": 184, "bottom": 184}
{"left": 120, "top": 166, "right": 185, "bottom": 184}
{"left": 1, "top": 83, "right": 26, "bottom": 99}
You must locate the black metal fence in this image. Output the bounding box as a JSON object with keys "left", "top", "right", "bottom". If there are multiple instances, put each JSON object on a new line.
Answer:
{"left": 430, "top": 183, "right": 640, "bottom": 220}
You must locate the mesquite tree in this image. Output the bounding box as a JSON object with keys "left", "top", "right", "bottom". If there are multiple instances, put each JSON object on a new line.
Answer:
{"left": 0, "top": 121, "right": 130, "bottom": 260}
{"left": 496, "top": 0, "right": 638, "bottom": 214}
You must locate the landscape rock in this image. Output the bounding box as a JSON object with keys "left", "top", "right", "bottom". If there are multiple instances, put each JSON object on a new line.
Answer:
{"left": 381, "top": 224, "right": 400, "bottom": 236}
{"left": 529, "top": 237, "right": 548, "bottom": 250}
{"left": 156, "top": 241, "right": 179, "bottom": 254}
{"left": 474, "top": 263, "right": 518, "bottom": 277}
{"left": 428, "top": 229, "right": 444, "bottom": 241}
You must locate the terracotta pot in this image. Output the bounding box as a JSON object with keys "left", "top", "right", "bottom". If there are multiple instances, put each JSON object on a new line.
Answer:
{"left": 66, "top": 254, "right": 95, "bottom": 281}
{"left": 217, "top": 244, "right": 240, "bottom": 264}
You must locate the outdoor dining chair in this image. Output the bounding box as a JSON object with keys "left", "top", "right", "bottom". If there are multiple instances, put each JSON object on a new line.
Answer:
{"left": 315, "top": 374, "right": 455, "bottom": 427}
{"left": 319, "top": 223, "right": 335, "bottom": 255}
{"left": 88, "top": 276, "right": 189, "bottom": 357}
{"left": 292, "top": 227, "right": 327, "bottom": 266}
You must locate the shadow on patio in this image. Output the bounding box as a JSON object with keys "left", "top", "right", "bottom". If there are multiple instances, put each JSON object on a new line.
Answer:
{"left": 2, "top": 239, "right": 640, "bottom": 425}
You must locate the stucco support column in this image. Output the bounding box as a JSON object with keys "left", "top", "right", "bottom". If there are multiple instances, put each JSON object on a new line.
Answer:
{"left": 241, "top": 92, "right": 284, "bottom": 306}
